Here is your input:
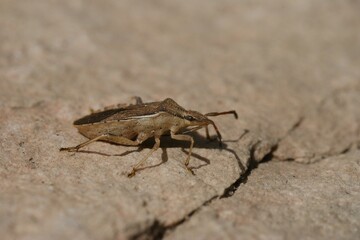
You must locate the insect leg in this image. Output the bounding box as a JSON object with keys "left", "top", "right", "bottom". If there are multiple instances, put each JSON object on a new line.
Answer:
{"left": 170, "top": 132, "right": 194, "bottom": 174}
{"left": 205, "top": 126, "right": 211, "bottom": 140}
{"left": 60, "top": 134, "right": 143, "bottom": 152}
{"left": 180, "top": 125, "right": 214, "bottom": 142}
{"left": 131, "top": 96, "right": 143, "bottom": 105}
{"left": 181, "top": 125, "right": 213, "bottom": 141}
{"left": 181, "top": 126, "right": 204, "bottom": 134}
{"left": 128, "top": 137, "right": 160, "bottom": 177}
{"left": 60, "top": 135, "right": 110, "bottom": 152}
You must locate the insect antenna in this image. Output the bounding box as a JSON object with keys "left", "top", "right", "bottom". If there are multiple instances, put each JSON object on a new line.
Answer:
{"left": 205, "top": 110, "right": 238, "bottom": 119}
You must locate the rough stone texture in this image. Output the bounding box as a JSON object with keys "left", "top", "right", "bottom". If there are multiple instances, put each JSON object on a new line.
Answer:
{"left": 0, "top": 0, "right": 359, "bottom": 239}
{"left": 167, "top": 151, "right": 360, "bottom": 240}
{"left": 275, "top": 86, "right": 360, "bottom": 163}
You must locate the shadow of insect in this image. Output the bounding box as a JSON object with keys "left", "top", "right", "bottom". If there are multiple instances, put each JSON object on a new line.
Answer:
{"left": 72, "top": 130, "right": 248, "bottom": 175}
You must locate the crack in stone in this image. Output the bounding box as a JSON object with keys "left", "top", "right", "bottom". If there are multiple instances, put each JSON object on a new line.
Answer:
{"left": 221, "top": 116, "right": 305, "bottom": 198}
{"left": 128, "top": 219, "right": 166, "bottom": 240}
{"left": 128, "top": 117, "right": 306, "bottom": 239}
{"left": 129, "top": 195, "right": 218, "bottom": 240}
{"left": 129, "top": 141, "right": 279, "bottom": 239}
{"left": 127, "top": 85, "right": 360, "bottom": 239}
{"left": 220, "top": 141, "right": 276, "bottom": 198}
{"left": 289, "top": 143, "right": 359, "bottom": 163}
{"left": 279, "top": 87, "right": 360, "bottom": 163}
{"left": 276, "top": 116, "right": 304, "bottom": 146}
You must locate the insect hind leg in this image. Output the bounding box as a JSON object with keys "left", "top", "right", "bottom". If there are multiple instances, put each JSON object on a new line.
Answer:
{"left": 60, "top": 134, "right": 141, "bottom": 152}
{"left": 60, "top": 135, "right": 109, "bottom": 152}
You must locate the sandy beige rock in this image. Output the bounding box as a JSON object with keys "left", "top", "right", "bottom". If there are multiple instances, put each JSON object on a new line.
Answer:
{"left": 0, "top": 0, "right": 359, "bottom": 239}
{"left": 275, "top": 85, "right": 360, "bottom": 163}
{"left": 167, "top": 151, "right": 360, "bottom": 240}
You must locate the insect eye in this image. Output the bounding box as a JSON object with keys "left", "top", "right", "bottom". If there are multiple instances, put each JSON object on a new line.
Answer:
{"left": 185, "top": 115, "right": 195, "bottom": 121}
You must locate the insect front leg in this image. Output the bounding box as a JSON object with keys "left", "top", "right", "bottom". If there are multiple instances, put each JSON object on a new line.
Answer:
{"left": 205, "top": 126, "right": 211, "bottom": 140}
{"left": 170, "top": 132, "right": 195, "bottom": 175}
{"left": 205, "top": 126, "right": 218, "bottom": 142}
{"left": 131, "top": 96, "right": 143, "bottom": 105}
{"left": 128, "top": 136, "right": 160, "bottom": 178}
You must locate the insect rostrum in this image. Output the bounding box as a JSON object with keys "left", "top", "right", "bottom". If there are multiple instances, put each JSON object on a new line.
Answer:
{"left": 60, "top": 97, "right": 238, "bottom": 177}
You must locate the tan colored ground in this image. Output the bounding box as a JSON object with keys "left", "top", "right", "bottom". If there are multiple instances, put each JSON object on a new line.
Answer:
{"left": 1, "top": 0, "right": 359, "bottom": 239}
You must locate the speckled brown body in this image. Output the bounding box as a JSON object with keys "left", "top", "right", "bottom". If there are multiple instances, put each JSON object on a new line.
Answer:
{"left": 60, "top": 97, "right": 238, "bottom": 177}
{"left": 75, "top": 112, "right": 188, "bottom": 144}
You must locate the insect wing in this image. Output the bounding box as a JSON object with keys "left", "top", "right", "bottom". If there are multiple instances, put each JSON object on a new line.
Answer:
{"left": 73, "top": 102, "right": 161, "bottom": 125}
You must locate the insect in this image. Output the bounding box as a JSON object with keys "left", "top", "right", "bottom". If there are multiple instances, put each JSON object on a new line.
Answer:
{"left": 60, "top": 97, "right": 238, "bottom": 177}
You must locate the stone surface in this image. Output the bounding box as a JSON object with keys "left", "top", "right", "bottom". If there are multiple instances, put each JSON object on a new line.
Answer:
{"left": 0, "top": 0, "right": 359, "bottom": 239}
{"left": 275, "top": 85, "right": 360, "bottom": 163}
{"left": 167, "top": 151, "right": 360, "bottom": 240}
